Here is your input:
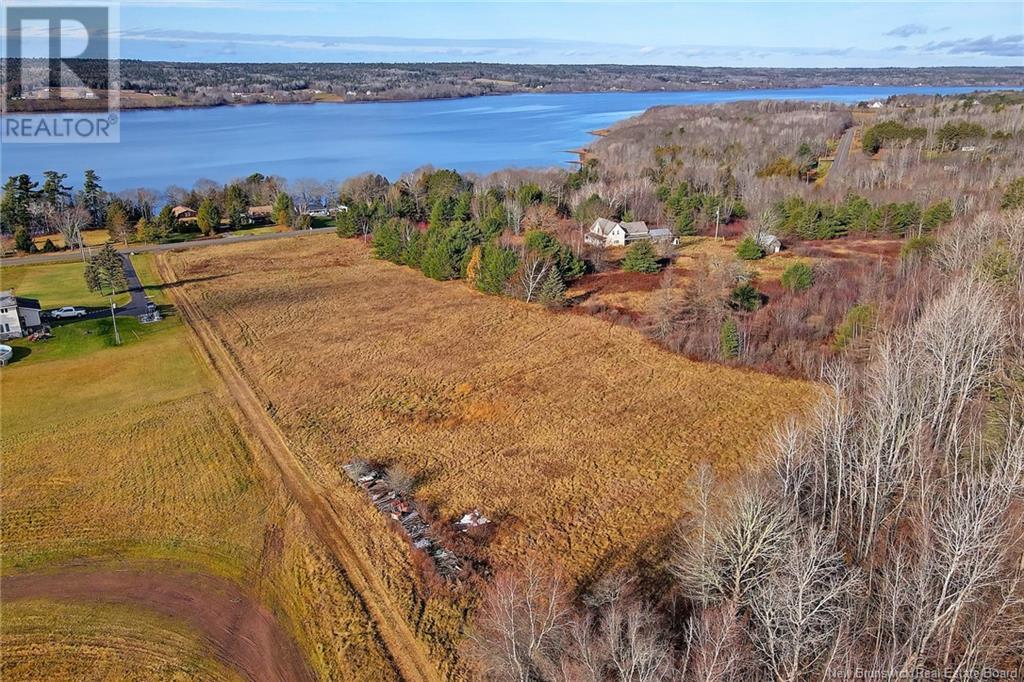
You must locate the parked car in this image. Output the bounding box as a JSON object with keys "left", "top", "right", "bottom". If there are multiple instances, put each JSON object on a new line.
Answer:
{"left": 51, "top": 306, "right": 87, "bottom": 319}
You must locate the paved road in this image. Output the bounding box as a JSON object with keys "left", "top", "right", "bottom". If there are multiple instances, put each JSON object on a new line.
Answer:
{"left": 1, "top": 227, "right": 333, "bottom": 267}
{"left": 825, "top": 127, "right": 855, "bottom": 185}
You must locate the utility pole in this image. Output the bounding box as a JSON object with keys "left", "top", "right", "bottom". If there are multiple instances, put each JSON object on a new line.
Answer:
{"left": 109, "top": 294, "right": 121, "bottom": 345}
{"left": 714, "top": 206, "right": 721, "bottom": 240}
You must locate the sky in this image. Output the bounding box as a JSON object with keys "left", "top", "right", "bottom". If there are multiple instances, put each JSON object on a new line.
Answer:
{"left": 4, "top": 0, "right": 1023, "bottom": 67}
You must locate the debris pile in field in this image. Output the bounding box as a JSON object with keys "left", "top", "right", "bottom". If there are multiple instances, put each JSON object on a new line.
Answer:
{"left": 341, "top": 461, "right": 464, "bottom": 579}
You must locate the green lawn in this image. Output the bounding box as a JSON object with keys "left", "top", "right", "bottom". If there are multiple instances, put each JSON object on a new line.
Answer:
{"left": 2, "top": 257, "right": 172, "bottom": 367}
{"left": 1, "top": 261, "right": 130, "bottom": 310}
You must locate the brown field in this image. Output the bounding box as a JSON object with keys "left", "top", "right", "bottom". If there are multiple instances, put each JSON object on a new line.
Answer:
{"left": 1, "top": 255, "right": 398, "bottom": 681}
{"left": 164, "top": 235, "right": 813, "bottom": 584}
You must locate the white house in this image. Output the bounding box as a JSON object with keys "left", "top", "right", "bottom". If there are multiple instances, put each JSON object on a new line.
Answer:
{"left": 868, "top": 101, "right": 884, "bottom": 109}
{"left": 0, "top": 290, "right": 42, "bottom": 340}
{"left": 586, "top": 218, "right": 673, "bottom": 247}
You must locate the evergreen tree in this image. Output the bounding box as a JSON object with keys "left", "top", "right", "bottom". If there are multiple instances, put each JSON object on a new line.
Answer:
{"left": 81, "top": 170, "right": 104, "bottom": 226}
{"left": 781, "top": 262, "right": 815, "bottom": 292}
{"left": 538, "top": 268, "right": 567, "bottom": 308}
{"left": 13, "top": 226, "right": 34, "bottom": 252}
{"left": 335, "top": 208, "right": 357, "bottom": 238}
{"left": 272, "top": 192, "right": 293, "bottom": 227}
{"left": 371, "top": 218, "right": 404, "bottom": 263}
{"left": 1001, "top": 177, "right": 1024, "bottom": 210}
{"left": 136, "top": 217, "right": 168, "bottom": 243}
{"left": 1, "top": 174, "right": 39, "bottom": 230}
{"left": 720, "top": 318, "right": 740, "bottom": 359}
{"left": 225, "top": 184, "right": 249, "bottom": 228}
{"left": 196, "top": 198, "right": 221, "bottom": 235}
{"left": 41, "top": 171, "right": 71, "bottom": 209}
{"left": 105, "top": 201, "right": 131, "bottom": 245}
{"left": 730, "top": 282, "right": 761, "bottom": 311}
{"left": 84, "top": 243, "right": 128, "bottom": 295}
{"left": 476, "top": 243, "right": 519, "bottom": 295}
{"left": 921, "top": 200, "right": 954, "bottom": 232}
{"left": 621, "top": 240, "right": 660, "bottom": 273}
{"left": 156, "top": 205, "right": 179, "bottom": 234}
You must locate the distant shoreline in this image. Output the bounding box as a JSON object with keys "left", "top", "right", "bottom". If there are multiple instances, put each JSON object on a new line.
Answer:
{"left": 6, "top": 82, "right": 1023, "bottom": 116}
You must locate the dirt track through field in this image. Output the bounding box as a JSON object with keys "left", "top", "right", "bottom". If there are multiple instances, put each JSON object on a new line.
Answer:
{"left": 155, "top": 256, "right": 439, "bottom": 682}
{"left": 1, "top": 569, "right": 312, "bottom": 682}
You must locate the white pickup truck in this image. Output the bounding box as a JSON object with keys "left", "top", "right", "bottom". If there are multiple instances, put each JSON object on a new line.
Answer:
{"left": 50, "top": 306, "right": 88, "bottom": 319}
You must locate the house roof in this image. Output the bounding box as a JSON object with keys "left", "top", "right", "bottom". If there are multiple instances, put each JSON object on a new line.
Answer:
{"left": 649, "top": 228, "right": 673, "bottom": 238}
{"left": 0, "top": 291, "right": 16, "bottom": 308}
{"left": 248, "top": 205, "right": 273, "bottom": 216}
{"left": 755, "top": 232, "right": 782, "bottom": 248}
{"left": 15, "top": 296, "right": 41, "bottom": 310}
{"left": 590, "top": 217, "right": 620, "bottom": 236}
{"left": 171, "top": 205, "right": 196, "bottom": 217}
{"left": 620, "top": 221, "right": 649, "bottom": 236}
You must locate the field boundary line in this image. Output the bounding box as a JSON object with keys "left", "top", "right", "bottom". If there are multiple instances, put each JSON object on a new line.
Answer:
{"left": 154, "top": 255, "right": 441, "bottom": 682}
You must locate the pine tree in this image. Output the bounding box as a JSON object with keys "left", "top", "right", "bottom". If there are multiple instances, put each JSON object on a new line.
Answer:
{"left": 622, "top": 240, "right": 660, "bottom": 273}
{"left": 720, "top": 318, "right": 740, "bottom": 360}
{"left": 335, "top": 208, "right": 357, "bottom": 238}
{"left": 196, "top": 198, "right": 221, "bottom": 235}
{"left": 106, "top": 201, "right": 131, "bottom": 245}
{"left": 272, "top": 192, "right": 293, "bottom": 227}
{"left": 84, "top": 243, "right": 127, "bottom": 295}
{"left": 13, "top": 226, "right": 34, "bottom": 253}
{"left": 538, "top": 268, "right": 567, "bottom": 308}
{"left": 82, "top": 170, "right": 104, "bottom": 226}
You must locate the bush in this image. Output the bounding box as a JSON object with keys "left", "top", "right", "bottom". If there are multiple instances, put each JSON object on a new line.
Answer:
{"left": 730, "top": 282, "right": 761, "bottom": 311}
{"left": 736, "top": 237, "right": 764, "bottom": 261}
{"left": 621, "top": 240, "right": 660, "bottom": 273}
{"left": 40, "top": 238, "right": 58, "bottom": 253}
{"left": 781, "top": 262, "right": 814, "bottom": 291}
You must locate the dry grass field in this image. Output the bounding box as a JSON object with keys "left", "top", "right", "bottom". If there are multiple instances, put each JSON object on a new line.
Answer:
{"left": 1, "top": 255, "right": 398, "bottom": 681}
{"left": 165, "top": 235, "right": 813, "bottom": 582}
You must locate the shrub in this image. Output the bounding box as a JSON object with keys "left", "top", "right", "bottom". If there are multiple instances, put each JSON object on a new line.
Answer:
{"left": 781, "top": 262, "right": 814, "bottom": 291}
{"left": 40, "top": 238, "right": 58, "bottom": 253}
{"left": 621, "top": 240, "right": 660, "bottom": 273}
{"left": 736, "top": 237, "right": 764, "bottom": 261}
{"left": 730, "top": 282, "right": 761, "bottom": 311}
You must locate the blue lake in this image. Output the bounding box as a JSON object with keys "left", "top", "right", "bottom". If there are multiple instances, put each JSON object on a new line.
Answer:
{"left": 2, "top": 85, "right": 1016, "bottom": 192}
